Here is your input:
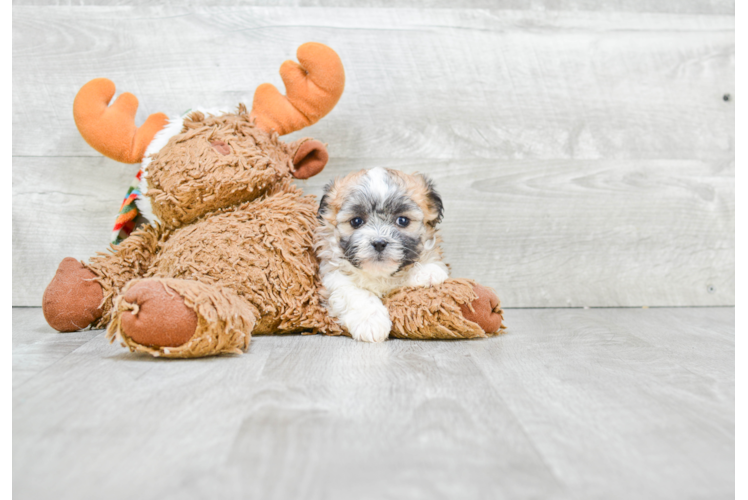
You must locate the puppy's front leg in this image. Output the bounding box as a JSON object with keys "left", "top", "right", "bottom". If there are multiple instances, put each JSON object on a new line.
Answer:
{"left": 323, "top": 270, "right": 392, "bottom": 343}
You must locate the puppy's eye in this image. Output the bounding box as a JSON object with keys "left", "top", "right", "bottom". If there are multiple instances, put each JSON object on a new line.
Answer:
{"left": 396, "top": 216, "right": 410, "bottom": 228}
{"left": 350, "top": 217, "right": 364, "bottom": 228}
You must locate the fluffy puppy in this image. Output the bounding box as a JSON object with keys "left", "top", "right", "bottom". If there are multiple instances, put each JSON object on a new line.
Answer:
{"left": 315, "top": 167, "right": 449, "bottom": 342}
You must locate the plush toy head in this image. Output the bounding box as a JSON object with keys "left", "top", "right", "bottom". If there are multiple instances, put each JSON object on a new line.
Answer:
{"left": 142, "top": 107, "right": 329, "bottom": 227}
{"left": 72, "top": 42, "right": 344, "bottom": 228}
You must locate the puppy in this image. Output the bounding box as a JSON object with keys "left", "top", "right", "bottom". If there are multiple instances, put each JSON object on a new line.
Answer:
{"left": 315, "top": 167, "right": 449, "bottom": 342}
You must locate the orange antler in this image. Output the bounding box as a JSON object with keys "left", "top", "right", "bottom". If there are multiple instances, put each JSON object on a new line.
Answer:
{"left": 73, "top": 78, "right": 168, "bottom": 163}
{"left": 250, "top": 42, "right": 345, "bottom": 136}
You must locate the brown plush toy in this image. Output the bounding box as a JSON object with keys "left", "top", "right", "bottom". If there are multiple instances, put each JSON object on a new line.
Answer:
{"left": 42, "top": 43, "right": 504, "bottom": 358}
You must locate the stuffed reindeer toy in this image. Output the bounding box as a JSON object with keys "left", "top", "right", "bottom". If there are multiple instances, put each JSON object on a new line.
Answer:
{"left": 42, "top": 43, "right": 504, "bottom": 358}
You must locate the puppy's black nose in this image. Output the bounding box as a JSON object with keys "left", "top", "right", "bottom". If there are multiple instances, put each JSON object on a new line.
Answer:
{"left": 372, "top": 239, "right": 389, "bottom": 253}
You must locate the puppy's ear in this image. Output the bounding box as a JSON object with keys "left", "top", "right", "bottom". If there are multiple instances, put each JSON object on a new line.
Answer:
{"left": 317, "top": 194, "right": 329, "bottom": 219}
{"left": 420, "top": 174, "right": 444, "bottom": 227}
{"left": 317, "top": 179, "right": 335, "bottom": 219}
{"left": 317, "top": 170, "right": 365, "bottom": 222}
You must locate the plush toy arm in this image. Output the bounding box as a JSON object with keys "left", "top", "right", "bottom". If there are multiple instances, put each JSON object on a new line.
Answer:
{"left": 383, "top": 279, "right": 505, "bottom": 340}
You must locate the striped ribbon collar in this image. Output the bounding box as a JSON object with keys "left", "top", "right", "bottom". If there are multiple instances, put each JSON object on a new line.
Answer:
{"left": 112, "top": 169, "right": 145, "bottom": 245}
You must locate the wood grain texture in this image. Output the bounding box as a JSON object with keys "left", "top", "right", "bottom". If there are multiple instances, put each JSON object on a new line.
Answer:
{"left": 12, "top": 306, "right": 735, "bottom": 500}
{"left": 13, "top": 156, "right": 735, "bottom": 307}
{"left": 12, "top": 308, "right": 102, "bottom": 390}
{"left": 467, "top": 307, "right": 735, "bottom": 500}
{"left": 12, "top": 6, "right": 735, "bottom": 307}
{"left": 732, "top": 24, "right": 748, "bottom": 308}
{"left": 13, "top": 7, "right": 734, "bottom": 160}
{"left": 10, "top": 1, "right": 736, "bottom": 15}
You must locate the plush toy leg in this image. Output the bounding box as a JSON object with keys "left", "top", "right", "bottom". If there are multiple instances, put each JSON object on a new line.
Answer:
{"left": 107, "top": 278, "right": 257, "bottom": 358}
{"left": 85, "top": 223, "right": 166, "bottom": 327}
{"left": 42, "top": 258, "right": 104, "bottom": 332}
{"left": 383, "top": 279, "right": 505, "bottom": 340}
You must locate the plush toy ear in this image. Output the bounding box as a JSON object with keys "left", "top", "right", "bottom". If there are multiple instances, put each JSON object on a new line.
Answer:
{"left": 292, "top": 139, "right": 328, "bottom": 179}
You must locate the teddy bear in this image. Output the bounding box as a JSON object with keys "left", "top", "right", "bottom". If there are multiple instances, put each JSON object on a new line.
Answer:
{"left": 41, "top": 42, "right": 504, "bottom": 358}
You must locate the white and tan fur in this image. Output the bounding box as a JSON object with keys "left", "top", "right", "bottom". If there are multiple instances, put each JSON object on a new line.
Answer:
{"left": 315, "top": 167, "right": 449, "bottom": 342}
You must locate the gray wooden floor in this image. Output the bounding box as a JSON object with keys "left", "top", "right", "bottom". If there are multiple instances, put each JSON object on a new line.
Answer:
{"left": 13, "top": 306, "right": 734, "bottom": 500}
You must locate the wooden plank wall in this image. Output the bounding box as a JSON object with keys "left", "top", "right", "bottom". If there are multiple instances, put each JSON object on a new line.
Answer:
{"left": 12, "top": 2, "right": 735, "bottom": 307}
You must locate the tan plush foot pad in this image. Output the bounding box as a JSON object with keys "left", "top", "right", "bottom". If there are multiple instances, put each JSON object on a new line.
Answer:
{"left": 108, "top": 278, "right": 256, "bottom": 358}
{"left": 460, "top": 284, "right": 505, "bottom": 334}
{"left": 42, "top": 257, "right": 104, "bottom": 332}
{"left": 119, "top": 281, "right": 198, "bottom": 348}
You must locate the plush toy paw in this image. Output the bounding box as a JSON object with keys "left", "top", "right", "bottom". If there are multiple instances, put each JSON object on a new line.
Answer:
{"left": 460, "top": 284, "right": 504, "bottom": 334}
{"left": 43, "top": 257, "right": 104, "bottom": 332}
{"left": 119, "top": 281, "right": 198, "bottom": 348}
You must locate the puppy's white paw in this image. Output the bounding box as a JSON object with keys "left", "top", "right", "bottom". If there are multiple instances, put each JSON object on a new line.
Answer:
{"left": 350, "top": 317, "right": 391, "bottom": 343}
{"left": 322, "top": 269, "right": 392, "bottom": 343}
{"left": 407, "top": 262, "right": 449, "bottom": 288}
{"left": 345, "top": 299, "right": 392, "bottom": 343}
